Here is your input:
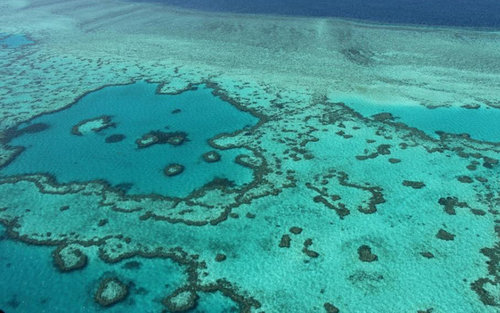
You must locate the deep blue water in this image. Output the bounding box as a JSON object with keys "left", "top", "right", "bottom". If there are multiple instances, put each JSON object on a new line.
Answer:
{"left": 131, "top": 0, "right": 500, "bottom": 28}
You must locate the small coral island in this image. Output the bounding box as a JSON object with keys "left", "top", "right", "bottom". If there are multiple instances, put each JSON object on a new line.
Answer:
{"left": 71, "top": 115, "right": 115, "bottom": 136}
{"left": 202, "top": 150, "right": 221, "bottom": 163}
{"left": 136, "top": 130, "right": 188, "bottom": 149}
{"left": 164, "top": 163, "right": 185, "bottom": 177}
{"left": 94, "top": 277, "right": 129, "bottom": 307}
{"left": 163, "top": 289, "right": 198, "bottom": 312}
{"left": 52, "top": 244, "right": 88, "bottom": 272}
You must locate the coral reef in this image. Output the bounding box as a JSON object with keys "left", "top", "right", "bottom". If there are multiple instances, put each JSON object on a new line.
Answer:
{"left": 94, "top": 277, "right": 129, "bottom": 307}
{"left": 164, "top": 163, "right": 185, "bottom": 177}
{"left": 202, "top": 151, "right": 221, "bottom": 163}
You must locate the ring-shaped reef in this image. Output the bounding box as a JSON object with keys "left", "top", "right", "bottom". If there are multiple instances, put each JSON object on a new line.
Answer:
{"left": 0, "top": 81, "right": 258, "bottom": 197}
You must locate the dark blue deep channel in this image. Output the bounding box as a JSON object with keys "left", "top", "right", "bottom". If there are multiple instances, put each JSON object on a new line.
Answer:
{"left": 129, "top": 0, "right": 500, "bottom": 28}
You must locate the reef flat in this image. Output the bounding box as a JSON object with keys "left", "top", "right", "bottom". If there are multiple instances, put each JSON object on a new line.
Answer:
{"left": 0, "top": 0, "right": 499, "bottom": 312}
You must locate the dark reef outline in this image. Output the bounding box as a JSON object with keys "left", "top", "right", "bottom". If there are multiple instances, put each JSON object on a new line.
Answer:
{"left": 0, "top": 78, "right": 271, "bottom": 311}
{"left": 0, "top": 79, "right": 272, "bottom": 225}
{"left": 0, "top": 75, "right": 498, "bottom": 309}
{"left": 70, "top": 115, "right": 115, "bottom": 136}
{"left": 0, "top": 216, "right": 262, "bottom": 312}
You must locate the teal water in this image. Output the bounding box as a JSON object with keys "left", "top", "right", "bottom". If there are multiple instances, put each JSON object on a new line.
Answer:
{"left": 190, "top": 292, "right": 238, "bottom": 313}
{"left": 1, "top": 82, "right": 258, "bottom": 196}
{"left": 0, "top": 227, "right": 188, "bottom": 313}
{"left": 0, "top": 33, "right": 34, "bottom": 48}
{"left": 0, "top": 5, "right": 499, "bottom": 312}
{"left": 339, "top": 97, "right": 500, "bottom": 142}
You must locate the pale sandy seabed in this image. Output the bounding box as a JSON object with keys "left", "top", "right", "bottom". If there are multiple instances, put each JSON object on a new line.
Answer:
{"left": 0, "top": 0, "right": 499, "bottom": 312}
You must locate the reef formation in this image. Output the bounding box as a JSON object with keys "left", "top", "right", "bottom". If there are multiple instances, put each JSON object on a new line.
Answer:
{"left": 0, "top": 0, "right": 499, "bottom": 312}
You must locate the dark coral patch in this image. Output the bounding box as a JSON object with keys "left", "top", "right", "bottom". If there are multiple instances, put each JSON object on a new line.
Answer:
{"left": 203, "top": 177, "right": 235, "bottom": 189}
{"left": 105, "top": 134, "right": 125, "bottom": 143}
{"left": 165, "top": 132, "right": 188, "bottom": 146}
{"left": 377, "top": 144, "right": 391, "bottom": 155}
{"left": 457, "top": 175, "right": 473, "bottom": 183}
{"left": 475, "top": 176, "right": 488, "bottom": 183}
{"left": 402, "top": 180, "right": 425, "bottom": 189}
{"left": 438, "top": 197, "right": 468, "bottom": 215}
{"left": 471, "top": 246, "right": 499, "bottom": 306}
{"left": 302, "top": 238, "right": 320, "bottom": 258}
{"left": 18, "top": 122, "right": 50, "bottom": 135}
{"left": 324, "top": 302, "right": 340, "bottom": 313}
{"left": 279, "top": 235, "right": 291, "bottom": 248}
{"left": 420, "top": 251, "right": 435, "bottom": 259}
{"left": 1, "top": 123, "right": 50, "bottom": 144}
{"left": 122, "top": 261, "right": 142, "bottom": 270}
{"left": 436, "top": 229, "right": 455, "bottom": 241}
{"left": 313, "top": 195, "right": 350, "bottom": 219}
{"left": 471, "top": 209, "right": 486, "bottom": 216}
{"left": 358, "top": 245, "right": 378, "bottom": 262}
{"left": 466, "top": 161, "right": 478, "bottom": 171}
{"left": 482, "top": 157, "right": 498, "bottom": 169}
{"left": 136, "top": 130, "right": 188, "bottom": 149}
{"left": 371, "top": 112, "right": 395, "bottom": 121}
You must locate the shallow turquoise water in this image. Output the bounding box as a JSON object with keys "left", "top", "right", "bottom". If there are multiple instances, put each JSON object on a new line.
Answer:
{"left": 0, "top": 11, "right": 498, "bottom": 313}
{"left": 2, "top": 82, "right": 258, "bottom": 196}
{"left": 0, "top": 33, "right": 34, "bottom": 48}
{"left": 339, "top": 97, "right": 500, "bottom": 142}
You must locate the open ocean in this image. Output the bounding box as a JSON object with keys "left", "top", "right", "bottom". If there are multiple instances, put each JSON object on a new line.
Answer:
{"left": 135, "top": 0, "right": 500, "bottom": 27}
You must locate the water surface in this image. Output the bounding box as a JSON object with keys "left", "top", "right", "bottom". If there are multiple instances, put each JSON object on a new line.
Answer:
{"left": 2, "top": 82, "right": 258, "bottom": 196}
{"left": 131, "top": 0, "right": 500, "bottom": 28}
{"left": 339, "top": 97, "right": 500, "bottom": 142}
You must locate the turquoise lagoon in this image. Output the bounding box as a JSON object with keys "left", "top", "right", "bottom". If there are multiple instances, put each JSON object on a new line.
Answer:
{"left": 0, "top": 33, "right": 34, "bottom": 49}
{"left": 337, "top": 96, "right": 500, "bottom": 142}
{"left": 1, "top": 82, "right": 258, "bottom": 196}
